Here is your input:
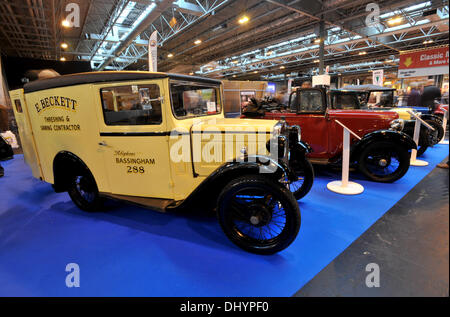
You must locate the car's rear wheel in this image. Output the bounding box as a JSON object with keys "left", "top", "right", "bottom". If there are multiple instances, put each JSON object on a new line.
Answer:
{"left": 289, "top": 157, "right": 314, "bottom": 200}
{"left": 358, "top": 142, "right": 410, "bottom": 183}
{"left": 68, "top": 168, "right": 103, "bottom": 212}
{"left": 217, "top": 175, "right": 300, "bottom": 255}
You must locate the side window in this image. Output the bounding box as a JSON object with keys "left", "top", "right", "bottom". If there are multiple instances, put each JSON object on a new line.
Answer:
{"left": 299, "top": 90, "right": 325, "bottom": 113}
{"left": 100, "top": 84, "right": 162, "bottom": 126}
{"left": 14, "top": 100, "right": 23, "bottom": 113}
{"left": 332, "top": 94, "right": 359, "bottom": 110}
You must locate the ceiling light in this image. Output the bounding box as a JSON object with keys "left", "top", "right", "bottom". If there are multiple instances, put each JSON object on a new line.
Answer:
{"left": 232, "top": 75, "right": 237, "bottom": 78}
{"left": 359, "top": 51, "right": 367, "bottom": 55}
{"left": 423, "top": 39, "right": 434, "bottom": 44}
{"left": 167, "top": 53, "right": 174, "bottom": 58}
{"left": 194, "top": 39, "right": 202, "bottom": 45}
{"left": 61, "top": 20, "right": 70, "bottom": 28}
{"left": 238, "top": 16, "right": 249, "bottom": 24}
{"left": 232, "top": 60, "right": 239, "bottom": 64}
{"left": 60, "top": 57, "right": 66, "bottom": 62}
{"left": 60, "top": 42, "right": 68, "bottom": 49}
{"left": 387, "top": 16, "right": 403, "bottom": 26}
{"left": 253, "top": 71, "right": 258, "bottom": 74}
{"left": 266, "top": 51, "right": 273, "bottom": 56}
{"left": 189, "top": 72, "right": 194, "bottom": 76}
{"left": 314, "top": 39, "right": 321, "bottom": 44}
{"left": 313, "top": 59, "right": 320, "bottom": 63}
{"left": 280, "top": 66, "right": 285, "bottom": 69}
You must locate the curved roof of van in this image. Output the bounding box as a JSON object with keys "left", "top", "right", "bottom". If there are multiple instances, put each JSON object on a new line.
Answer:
{"left": 23, "top": 71, "right": 222, "bottom": 93}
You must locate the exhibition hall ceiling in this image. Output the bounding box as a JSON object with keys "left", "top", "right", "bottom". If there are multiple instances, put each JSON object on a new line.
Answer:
{"left": 0, "top": 0, "right": 448, "bottom": 80}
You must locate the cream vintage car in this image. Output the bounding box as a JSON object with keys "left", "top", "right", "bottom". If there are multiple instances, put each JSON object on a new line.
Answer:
{"left": 9, "top": 71, "right": 312, "bottom": 254}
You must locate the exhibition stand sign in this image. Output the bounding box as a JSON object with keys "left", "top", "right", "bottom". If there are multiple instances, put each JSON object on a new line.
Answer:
{"left": 398, "top": 46, "right": 449, "bottom": 78}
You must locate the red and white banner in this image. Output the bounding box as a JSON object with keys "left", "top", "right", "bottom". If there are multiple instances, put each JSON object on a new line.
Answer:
{"left": 398, "top": 46, "right": 449, "bottom": 78}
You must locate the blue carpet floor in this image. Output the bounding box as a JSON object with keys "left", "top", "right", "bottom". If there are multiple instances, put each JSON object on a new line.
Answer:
{"left": 0, "top": 144, "right": 448, "bottom": 297}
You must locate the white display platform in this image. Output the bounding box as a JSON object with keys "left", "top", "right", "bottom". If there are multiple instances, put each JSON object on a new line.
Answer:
{"left": 410, "top": 159, "right": 429, "bottom": 167}
{"left": 327, "top": 181, "right": 364, "bottom": 195}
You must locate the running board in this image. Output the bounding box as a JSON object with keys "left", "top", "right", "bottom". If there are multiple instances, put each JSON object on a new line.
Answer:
{"left": 307, "top": 158, "right": 329, "bottom": 165}
{"left": 100, "top": 193, "right": 175, "bottom": 213}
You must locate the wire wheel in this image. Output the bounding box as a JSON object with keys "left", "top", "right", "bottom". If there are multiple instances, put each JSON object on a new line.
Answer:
{"left": 74, "top": 175, "right": 97, "bottom": 203}
{"left": 217, "top": 175, "right": 300, "bottom": 254}
{"left": 68, "top": 167, "right": 103, "bottom": 212}
{"left": 289, "top": 157, "right": 314, "bottom": 200}
{"left": 358, "top": 142, "right": 410, "bottom": 183}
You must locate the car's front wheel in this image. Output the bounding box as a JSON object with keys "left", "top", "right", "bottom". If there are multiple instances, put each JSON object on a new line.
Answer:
{"left": 358, "top": 142, "right": 410, "bottom": 183}
{"left": 68, "top": 168, "right": 103, "bottom": 212}
{"left": 289, "top": 156, "right": 314, "bottom": 200}
{"left": 217, "top": 175, "right": 301, "bottom": 255}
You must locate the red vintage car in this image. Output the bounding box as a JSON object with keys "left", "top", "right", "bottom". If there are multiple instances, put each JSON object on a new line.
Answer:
{"left": 242, "top": 87, "right": 417, "bottom": 184}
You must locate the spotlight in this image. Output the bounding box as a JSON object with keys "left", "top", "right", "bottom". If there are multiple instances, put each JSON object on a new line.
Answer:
{"left": 238, "top": 16, "right": 249, "bottom": 24}
{"left": 61, "top": 20, "right": 70, "bottom": 28}
{"left": 167, "top": 53, "right": 174, "bottom": 58}
{"left": 194, "top": 39, "right": 202, "bottom": 45}
{"left": 387, "top": 16, "right": 403, "bottom": 26}
{"left": 61, "top": 42, "right": 68, "bottom": 49}
{"left": 60, "top": 57, "right": 66, "bottom": 62}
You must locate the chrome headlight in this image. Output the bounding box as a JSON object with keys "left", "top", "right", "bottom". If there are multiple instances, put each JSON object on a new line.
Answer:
{"left": 390, "top": 119, "right": 405, "bottom": 132}
{"left": 273, "top": 118, "right": 287, "bottom": 137}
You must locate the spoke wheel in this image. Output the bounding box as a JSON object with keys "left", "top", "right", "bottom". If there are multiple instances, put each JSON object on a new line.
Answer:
{"left": 217, "top": 175, "right": 300, "bottom": 255}
{"left": 68, "top": 167, "right": 103, "bottom": 212}
{"left": 424, "top": 119, "right": 444, "bottom": 146}
{"left": 358, "top": 142, "right": 410, "bottom": 183}
{"left": 289, "top": 157, "right": 314, "bottom": 200}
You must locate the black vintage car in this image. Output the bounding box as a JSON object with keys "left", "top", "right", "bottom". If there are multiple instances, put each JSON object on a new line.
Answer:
{"left": 330, "top": 88, "right": 435, "bottom": 157}
{"left": 0, "top": 135, "right": 14, "bottom": 161}
{"left": 337, "top": 85, "right": 445, "bottom": 147}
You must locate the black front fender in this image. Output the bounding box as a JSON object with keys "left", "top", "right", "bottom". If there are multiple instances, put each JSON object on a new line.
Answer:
{"left": 289, "top": 140, "right": 313, "bottom": 160}
{"left": 421, "top": 114, "right": 443, "bottom": 124}
{"left": 351, "top": 130, "right": 417, "bottom": 161}
{"left": 168, "top": 155, "right": 295, "bottom": 210}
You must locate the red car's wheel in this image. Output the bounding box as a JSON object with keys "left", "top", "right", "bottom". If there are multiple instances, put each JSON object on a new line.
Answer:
{"left": 358, "top": 142, "right": 410, "bottom": 183}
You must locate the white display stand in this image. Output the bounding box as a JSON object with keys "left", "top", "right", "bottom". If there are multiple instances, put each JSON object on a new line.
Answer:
{"left": 327, "top": 120, "right": 364, "bottom": 195}
{"left": 407, "top": 111, "right": 435, "bottom": 167}
{"left": 439, "top": 109, "right": 448, "bottom": 145}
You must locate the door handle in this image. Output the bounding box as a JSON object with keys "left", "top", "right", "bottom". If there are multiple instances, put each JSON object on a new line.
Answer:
{"left": 98, "top": 141, "right": 108, "bottom": 146}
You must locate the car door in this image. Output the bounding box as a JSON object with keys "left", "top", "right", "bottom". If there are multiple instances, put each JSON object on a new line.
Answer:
{"left": 94, "top": 80, "right": 173, "bottom": 199}
{"left": 293, "top": 88, "right": 330, "bottom": 158}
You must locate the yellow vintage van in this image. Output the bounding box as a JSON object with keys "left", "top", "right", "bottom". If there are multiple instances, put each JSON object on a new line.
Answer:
{"left": 10, "top": 71, "right": 312, "bottom": 254}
